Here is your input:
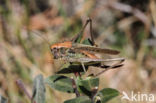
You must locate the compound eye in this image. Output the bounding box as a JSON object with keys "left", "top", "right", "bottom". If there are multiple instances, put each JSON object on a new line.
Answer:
{"left": 51, "top": 48, "right": 56, "bottom": 53}
{"left": 53, "top": 47, "right": 56, "bottom": 49}
{"left": 51, "top": 49, "right": 53, "bottom": 53}
{"left": 51, "top": 47, "right": 58, "bottom": 52}
{"left": 51, "top": 48, "right": 59, "bottom": 59}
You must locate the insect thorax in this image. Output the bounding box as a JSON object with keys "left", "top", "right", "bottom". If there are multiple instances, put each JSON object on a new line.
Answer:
{"left": 51, "top": 47, "right": 87, "bottom": 59}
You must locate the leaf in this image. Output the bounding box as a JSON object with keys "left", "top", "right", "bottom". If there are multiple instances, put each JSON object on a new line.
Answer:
{"left": 77, "top": 77, "right": 99, "bottom": 96}
{"left": 94, "top": 88, "right": 119, "bottom": 103}
{"left": 57, "top": 63, "right": 84, "bottom": 74}
{"left": 74, "top": 32, "right": 93, "bottom": 46}
{"left": 57, "top": 62, "right": 102, "bottom": 74}
{"left": 44, "top": 74, "right": 74, "bottom": 93}
{"left": 0, "top": 95, "right": 8, "bottom": 103}
{"left": 78, "top": 77, "right": 99, "bottom": 90}
{"left": 82, "top": 39, "right": 93, "bottom": 46}
{"left": 64, "top": 96, "right": 92, "bottom": 103}
{"left": 32, "top": 74, "right": 45, "bottom": 103}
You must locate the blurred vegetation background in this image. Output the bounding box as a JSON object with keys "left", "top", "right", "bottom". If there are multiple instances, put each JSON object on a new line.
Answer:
{"left": 0, "top": 0, "right": 156, "bottom": 103}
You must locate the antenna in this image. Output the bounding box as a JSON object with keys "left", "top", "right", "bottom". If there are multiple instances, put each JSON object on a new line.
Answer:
{"left": 31, "top": 30, "right": 51, "bottom": 48}
{"left": 30, "top": 30, "right": 54, "bottom": 65}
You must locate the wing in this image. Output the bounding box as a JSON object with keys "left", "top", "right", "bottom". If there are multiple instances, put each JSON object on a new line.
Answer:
{"left": 72, "top": 43, "right": 120, "bottom": 55}
{"left": 62, "top": 57, "right": 125, "bottom": 63}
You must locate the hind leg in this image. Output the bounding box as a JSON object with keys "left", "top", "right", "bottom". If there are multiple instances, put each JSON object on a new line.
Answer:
{"left": 71, "top": 18, "right": 96, "bottom": 46}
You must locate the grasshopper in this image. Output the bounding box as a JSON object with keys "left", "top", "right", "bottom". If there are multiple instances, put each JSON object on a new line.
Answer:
{"left": 49, "top": 18, "right": 124, "bottom": 75}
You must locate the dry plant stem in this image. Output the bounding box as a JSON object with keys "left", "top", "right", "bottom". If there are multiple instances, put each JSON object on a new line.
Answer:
{"left": 16, "top": 79, "right": 32, "bottom": 100}
{"left": 150, "top": 0, "right": 156, "bottom": 27}
{"left": 108, "top": 1, "right": 149, "bottom": 26}
{"left": 107, "top": 1, "right": 150, "bottom": 35}
{"left": 91, "top": 87, "right": 98, "bottom": 102}
{"left": 71, "top": 77, "right": 80, "bottom": 97}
